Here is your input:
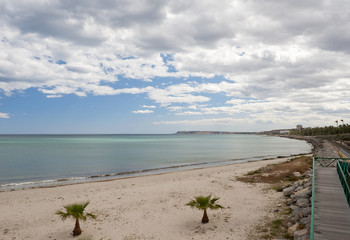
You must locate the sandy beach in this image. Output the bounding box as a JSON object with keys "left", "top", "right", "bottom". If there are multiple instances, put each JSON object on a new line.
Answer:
{"left": 0, "top": 157, "right": 289, "bottom": 240}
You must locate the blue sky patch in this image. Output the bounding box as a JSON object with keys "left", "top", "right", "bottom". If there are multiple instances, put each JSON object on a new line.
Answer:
{"left": 56, "top": 60, "right": 67, "bottom": 65}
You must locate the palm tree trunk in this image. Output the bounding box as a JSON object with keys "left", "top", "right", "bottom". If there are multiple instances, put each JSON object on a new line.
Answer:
{"left": 202, "top": 209, "right": 209, "bottom": 223}
{"left": 72, "top": 218, "right": 82, "bottom": 236}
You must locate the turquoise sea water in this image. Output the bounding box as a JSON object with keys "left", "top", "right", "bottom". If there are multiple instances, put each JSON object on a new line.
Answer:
{"left": 0, "top": 134, "right": 311, "bottom": 190}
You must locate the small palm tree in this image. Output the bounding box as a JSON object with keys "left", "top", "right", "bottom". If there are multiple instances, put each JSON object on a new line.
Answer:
{"left": 186, "top": 195, "right": 224, "bottom": 223}
{"left": 56, "top": 201, "right": 96, "bottom": 236}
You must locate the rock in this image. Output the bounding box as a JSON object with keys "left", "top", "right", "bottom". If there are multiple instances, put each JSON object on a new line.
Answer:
{"left": 290, "top": 216, "right": 298, "bottom": 222}
{"left": 302, "top": 170, "right": 310, "bottom": 177}
{"left": 293, "top": 212, "right": 301, "bottom": 221}
{"left": 296, "top": 198, "right": 309, "bottom": 208}
{"left": 288, "top": 223, "right": 299, "bottom": 236}
{"left": 282, "top": 168, "right": 313, "bottom": 239}
{"left": 301, "top": 207, "right": 311, "bottom": 217}
{"left": 298, "top": 212, "right": 303, "bottom": 219}
{"left": 291, "top": 206, "right": 302, "bottom": 219}
{"left": 302, "top": 178, "right": 310, "bottom": 184}
{"left": 304, "top": 181, "right": 312, "bottom": 187}
{"left": 274, "top": 208, "right": 280, "bottom": 212}
{"left": 300, "top": 215, "right": 311, "bottom": 225}
{"left": 294, "top": 228, "right": 308, "bottom": 239}
{"left": 283, "top": 186, "right": 295, "bottom": 197}
{"left": 295, "top": 188, "right": 312, "bottom": 199}
{"left": 290, "top": 205, "right": 299, "bottom": 211}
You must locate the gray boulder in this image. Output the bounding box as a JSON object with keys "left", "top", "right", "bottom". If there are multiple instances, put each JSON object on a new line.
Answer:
{"left": 300, "top": 215, "right": 311, "bottom": 225}
{"left": 296, "top": 198, "right": 309, "bottom": 208}
{"left": 301, "top": 207, "right": 311, "bottom": 218}
{"left": 295, "top": 188, "right": 311, "bottom": 199}
{"left": 290, "top": 205, "right": 299, "bottom": 211}
{"left": 283, "top": 186, "right": 295, "bottom": 197}
{"left": 294, "top": 228, "right": 308, "bottom": 239}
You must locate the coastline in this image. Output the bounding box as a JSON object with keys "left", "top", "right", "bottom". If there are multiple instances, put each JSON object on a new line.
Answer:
{"left": 0, "top": 156, "right": 291, "bottom": 240}
{"left": 0, "top": 134, "right": 312, "bottom": 192}
{"left": 0, "top": 151, "right": 311, "bottom": 192}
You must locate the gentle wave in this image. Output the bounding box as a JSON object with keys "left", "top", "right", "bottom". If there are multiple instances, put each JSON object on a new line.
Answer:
{"left": 0, "top": 152, "right": 309, "bottom": 191}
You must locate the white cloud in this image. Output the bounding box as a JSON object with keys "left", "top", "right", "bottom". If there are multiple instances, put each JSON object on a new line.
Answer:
{"left": 142, "top": 105, "right": 157, "bottom": 109}
{"left": 154, "top": 117, "right": 249, "bottom": 126}
{"left": 132, "top": 110, "right": 154, "bottom": 114}
{"left": 167, "top": 106, "right": 185, "bottom": 111}
{"left": 0, "top": 112, "right": 10, "bottom": 118}
{"left": 46, "top": 95, "right": 63, "bottom": 98}
{"left": 1, "top": 0, "right": 350, "bottom": 130}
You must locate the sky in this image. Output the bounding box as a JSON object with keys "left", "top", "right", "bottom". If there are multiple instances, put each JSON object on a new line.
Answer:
{"left": 1, "top": 0, "right": 350, "bottom": 134}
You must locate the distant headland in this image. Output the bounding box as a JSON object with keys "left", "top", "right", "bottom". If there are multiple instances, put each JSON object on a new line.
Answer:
{"left": 175, "top": 131, "right": 256, "bottom": 134}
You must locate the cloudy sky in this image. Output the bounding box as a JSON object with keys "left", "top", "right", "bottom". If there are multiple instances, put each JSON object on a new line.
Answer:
{"left": 1, "top": 0, "right": 350, "bottom": 134}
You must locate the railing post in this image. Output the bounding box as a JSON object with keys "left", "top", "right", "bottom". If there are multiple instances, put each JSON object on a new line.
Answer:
{"left": 310, "top": 157, "right": 315, "bottom": 240}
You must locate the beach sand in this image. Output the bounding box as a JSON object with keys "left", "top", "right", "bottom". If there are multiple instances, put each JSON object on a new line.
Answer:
{"left": 0, "top": 157, "right": 289, "bottom": 240}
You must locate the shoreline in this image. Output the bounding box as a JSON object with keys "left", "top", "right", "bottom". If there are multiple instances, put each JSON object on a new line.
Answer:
{"left": 0, "top": 156, "right": 293, "bottom": 240}
{"left": 0, "top": 134, "right": 312, "bottom": 192}
{"left": 0, "top": 151, "right": 311, "bottom": 192}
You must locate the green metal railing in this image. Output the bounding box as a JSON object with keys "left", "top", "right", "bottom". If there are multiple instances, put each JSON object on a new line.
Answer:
{"left": 310, "top": 157, "right": 315, "bottom": 240}
{"left": 337, "top": 160, "right": 350, "bottom": 207}
{"left": 314, "top": 157, "right": 338, "bottom": 167}
{"left": 310, "top": 157, "right": 350, "bottom": 240}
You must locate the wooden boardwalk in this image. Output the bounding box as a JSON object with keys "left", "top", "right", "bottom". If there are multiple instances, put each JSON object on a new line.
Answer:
{"left": 314, "top": 166, "right": 350, "bottom": 239}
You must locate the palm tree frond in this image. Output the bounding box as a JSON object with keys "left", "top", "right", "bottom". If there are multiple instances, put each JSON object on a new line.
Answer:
{"left": 186, "top": 195, "right": 224, "bottom": 210}
{"left": 210, "top": 197, "right": 220, "bottom": 204}
{"left": 210, "top": 203, "right": 224, "bottom": 209}
{"left": 56, "top": 201, "right": 96, "bottom": 221}
{"left": 82, "top": 201, "right": 90, "bottom": 209}
{"left": 186, "top": 200, "right": 198, "bottom": 208}
{"left": 56, "top": 210, "right": 69, "bottom": 220}
{"left": 86, "top": 213, "right": 97, "bottom": 220}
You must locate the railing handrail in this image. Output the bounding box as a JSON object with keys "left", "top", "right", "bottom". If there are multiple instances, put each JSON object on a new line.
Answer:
{"left": 313, "top": 157, "right": 350, "bottom": 160}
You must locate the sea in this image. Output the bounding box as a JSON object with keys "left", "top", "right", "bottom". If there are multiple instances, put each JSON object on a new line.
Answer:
{"left": 0, "top": 134, "right": 312, "bottom": 191}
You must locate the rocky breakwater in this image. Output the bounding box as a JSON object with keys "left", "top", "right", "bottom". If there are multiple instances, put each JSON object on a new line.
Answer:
{"left": 282, "top": 169, "right": 313, "bottom": 240}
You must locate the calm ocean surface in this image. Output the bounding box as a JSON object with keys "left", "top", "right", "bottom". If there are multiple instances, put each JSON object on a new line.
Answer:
{"left": 0, "top": 134, "right": 311, "bottom": 190}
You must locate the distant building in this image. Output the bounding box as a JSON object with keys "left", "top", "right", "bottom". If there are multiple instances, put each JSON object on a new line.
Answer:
{"left": 280, "top": 130, "right": 290, "bottom": 135}
{"left": 296, "top": 125, "right": 303, "bottom": 130}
